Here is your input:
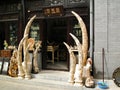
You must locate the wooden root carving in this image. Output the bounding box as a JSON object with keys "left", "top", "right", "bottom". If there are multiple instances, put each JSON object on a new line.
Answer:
{"left": 33, "top": 41, "right": 42, "bottom": 73}
{"left": 8, "top": 48, "right": 18, "bottom": 77}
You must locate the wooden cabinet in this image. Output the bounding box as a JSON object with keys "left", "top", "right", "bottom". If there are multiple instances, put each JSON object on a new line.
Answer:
{"left": 0, "top": 50, "right": 12, "bottom": 58}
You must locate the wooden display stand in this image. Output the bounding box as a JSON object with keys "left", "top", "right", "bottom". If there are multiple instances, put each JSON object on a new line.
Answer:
{"left": 0, "top": 50, "right": 12, "bottom": 74}
{"left": 47, "top": 45, "right": 59, "bottom": 64}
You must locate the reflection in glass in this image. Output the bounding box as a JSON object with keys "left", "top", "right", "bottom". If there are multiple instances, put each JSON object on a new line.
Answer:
{"left": 30, "top": 22, "right": 40, "bottom": 41}
{"left": 9, "top": 23, "right": 18, "bottom": 46}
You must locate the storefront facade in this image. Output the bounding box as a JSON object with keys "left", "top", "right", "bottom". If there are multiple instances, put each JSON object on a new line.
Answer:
{"left": 1, "top": 0, "right": 120, "bottom": 79}
{"left": 0, "top": 0, "right": 90, "bottom": 71}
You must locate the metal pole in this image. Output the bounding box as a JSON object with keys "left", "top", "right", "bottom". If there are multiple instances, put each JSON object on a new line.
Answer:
{"left": 89, "top": 0, "right": 94, "bottom": 58}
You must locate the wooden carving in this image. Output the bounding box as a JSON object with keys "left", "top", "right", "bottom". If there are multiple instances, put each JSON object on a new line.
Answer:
{"left": 27, "top": 38, "right": 35, "bottom": 51}
{"left": 8, "top": 48, "right": 18, "bottom": 77}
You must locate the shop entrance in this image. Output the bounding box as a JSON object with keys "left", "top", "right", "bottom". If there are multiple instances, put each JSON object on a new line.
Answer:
{"left": 45, "top": 18, "right": 68, "bottom": 70}
{"left": 0, "top": 23, "right": 5, "bottom": 50}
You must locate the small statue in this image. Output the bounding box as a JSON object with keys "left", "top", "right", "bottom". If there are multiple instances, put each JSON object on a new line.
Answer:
{"left": 84, "top": 58, "right": 95, "bottom": 88}
{"left": 3, "top": 40, "right": 8, "bottom": 49}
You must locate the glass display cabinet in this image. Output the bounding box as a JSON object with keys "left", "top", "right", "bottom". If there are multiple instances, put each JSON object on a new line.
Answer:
{"left": 9, "top": 23, "right": 18, "bottom": 46}
{"left": 29, "top": 22, "right": 40, "bottom": 41}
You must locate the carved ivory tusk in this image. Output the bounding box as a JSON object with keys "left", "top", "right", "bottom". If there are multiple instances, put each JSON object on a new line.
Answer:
{"left": 63, "top": 42, "right": 76, "bottom": 83}
{"left": 71, "top": 11, "right": 88, "bottom": 66}
{"left": 17, "top": 34, "right": 28, "bottom": 78}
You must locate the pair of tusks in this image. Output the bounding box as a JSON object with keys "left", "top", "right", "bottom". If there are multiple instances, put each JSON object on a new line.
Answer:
{"left": 64, "top": 11, "right": 88, "bottom": 66}
{"left": 17, "top": 15, "right": 36, "bottom": 78}
{"left": 63, "top": 11, "right": 88, "bottom": 84}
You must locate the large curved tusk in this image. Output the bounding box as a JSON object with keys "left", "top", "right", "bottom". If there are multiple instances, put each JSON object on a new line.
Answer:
{"left": 22, "top": 15, "right": 36, "bottom": 79}
{"left": 63, "top": 42, "right": 71, "bottom": 53}
{"left": 63, "top": 42, "right": 76, "bottom": 83}
{"left": 18, "top": 34, "right": 28, "bottom": 52}
{"left": 24, "top": 15, "right": 36, "bottom": 36}
{"left": 69, "top": 33, "right": 82, "bottom": 52}
{"left": 17, "top": 34, "right": 28, "bottom": 78}
{"left": 71, "top": 11, "right": 88, "bottom": 66}
{"left": 23, "top": 15, "right": 36, "bottom": 55}
{"left": 69, "top": 33, "right": 82, "bottom": 68}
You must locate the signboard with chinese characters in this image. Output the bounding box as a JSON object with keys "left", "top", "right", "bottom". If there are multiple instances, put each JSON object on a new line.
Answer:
{"left": 43, "top": 5, "right": 64, "bottom": 16}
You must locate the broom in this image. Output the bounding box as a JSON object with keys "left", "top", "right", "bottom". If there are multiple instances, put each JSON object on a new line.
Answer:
{"left": 97, "top": 48, "right": 108, "bottom": 89}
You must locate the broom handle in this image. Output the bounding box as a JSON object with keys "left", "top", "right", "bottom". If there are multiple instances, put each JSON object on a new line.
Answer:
{"left": 102, "top": 48, "right": 104, "bottom": 83}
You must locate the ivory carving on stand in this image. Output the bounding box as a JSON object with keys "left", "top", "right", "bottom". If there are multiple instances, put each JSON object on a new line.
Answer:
{"left": 22, "top": 43, "right": 32, "bottom": 79}
{"left": 17, "top": 15, "right": 36, "bottom": 79}
{"left": 71, "top": 11, "right": 88, "bottom": 66}
{"left": 63, "top": 42, "right": 76, "bottom": 83}
{"left": 22, "top": 15, "right": 36, "bottom": 79}
{"left": 64, "top": 11, "right": 94, "bottom": 88}
{"left": 17, "top": 34, "right": 28, "bottom": 79}
{"left": 33, "top": 41, "right": 42, "bottom": 73}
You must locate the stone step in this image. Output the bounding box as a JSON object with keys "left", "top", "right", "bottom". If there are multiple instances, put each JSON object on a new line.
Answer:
{"left": 0, "top": 73, "right": 88, "bottom": 90}
{"left": 32, "top": 70, "right": 69, "bottom": 82}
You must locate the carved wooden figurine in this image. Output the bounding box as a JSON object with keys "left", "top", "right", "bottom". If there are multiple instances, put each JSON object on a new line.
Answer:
{"left": 8, "top": 48, "right": 18, "bottom": 77}
{"left": 84, "top": 58, "right": 95, "bottom": 88}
